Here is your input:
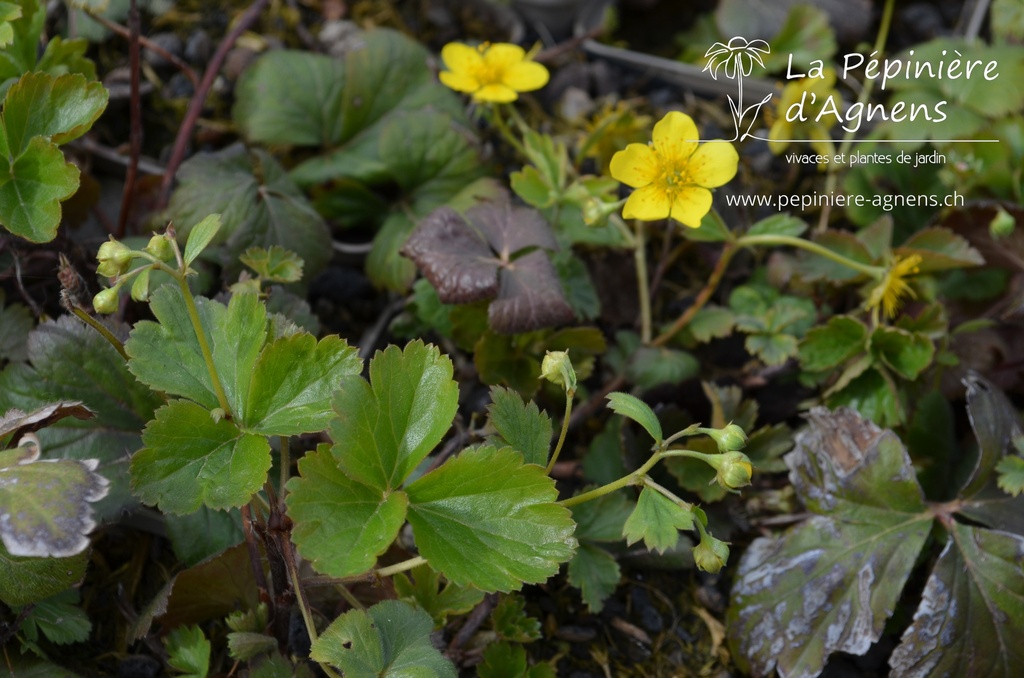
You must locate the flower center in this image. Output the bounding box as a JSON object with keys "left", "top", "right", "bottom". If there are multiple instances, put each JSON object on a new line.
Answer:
{"left": 657, "top": 162, "right": 692, "bottom": 199}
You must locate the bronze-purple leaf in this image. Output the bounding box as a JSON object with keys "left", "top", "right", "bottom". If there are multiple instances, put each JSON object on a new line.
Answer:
{"left": 490, "top": 250, "right": 575, "bottom": 334}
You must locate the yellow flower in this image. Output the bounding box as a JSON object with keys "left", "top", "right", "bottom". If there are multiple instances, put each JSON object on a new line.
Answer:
{"left": 608, "top": 111, "right": 738, "bottom": 227}
{"left": 867, "top": 254, "right": 922, "bottom": 318}
{"left": 439, "top": 42, "right": 549, "bottom": 103}
{"left": 768, "top": 69, "right": 839, "bottom": 159}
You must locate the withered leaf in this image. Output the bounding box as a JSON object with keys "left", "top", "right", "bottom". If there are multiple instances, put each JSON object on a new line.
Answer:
{"left": 0, "top": 401, "right": 94, "bottom": 443}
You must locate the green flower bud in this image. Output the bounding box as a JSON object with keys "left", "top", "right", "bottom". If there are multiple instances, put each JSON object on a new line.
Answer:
{"left": 581, "top": 197, "right": 621, "bottom": 226}
{"left": 701, "top": 423, "right": 748, "bottom": 453}
{"left": 693, "top": 532, "right": 730, "bottom": 574}
{"left": 714, "top": 451, "right": 753, "bottom": 491}
{"left": 96, "top": 238, "right": 133, "bottom": 278}
{"left": 541, "top": 350, "right": 577, "bottom": 393}
{"left": 92, "top": 285, "right": 121, "bottom": 314}
{"left": 990, "top": 208, "right": 1015, "bottom": 240}
{"left": 145, "top": 233, "right": 174, "bottom": 261}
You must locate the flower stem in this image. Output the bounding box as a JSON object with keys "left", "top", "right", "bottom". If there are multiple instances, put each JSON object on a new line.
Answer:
{"left": 651, "top": 242, "right": 737, "bottom": 347}
{"left": 490, "top": 105, "right": 528, "bottom": 158}
{"left": 374, "top": 556, "right": 427, "bottom": 578}
{"left": 546, "top": 390, "right": 574, "bottom": 474}
{"left": 736, "top": 234, "right": 884, "bottom": 278}
{"left": 633, "top": 220, "right": 652, "bottom": 343}
{"left": 71, "top": 307, "right": 130, "bottom": 361}
{"left": 642, "top": 476, "right": 691, "bottom": 508}
{"left": 176, "top": 275, "right": 232, "bottom": 416}
{"left": 817, "top": 0, "right": 896, "bottom": 231}
{"left": 558, "top": 451, "right": 665, "bottom": 508}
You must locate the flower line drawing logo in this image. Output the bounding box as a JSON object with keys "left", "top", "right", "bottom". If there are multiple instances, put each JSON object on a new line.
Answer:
{"left": 703, "top": 37, "right": 775, "bottom": 142}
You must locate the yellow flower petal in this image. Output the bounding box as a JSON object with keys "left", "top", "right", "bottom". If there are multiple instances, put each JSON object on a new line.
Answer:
{"left": 473, "top": 83, "right": 518, "bottom": 103}
{"left": 623, "top": 184, "right": 671, "bottom": 221}
{"left": 652, "top": 111, "right": 699, "bottom": 165}
{"left": 669, "top": 186, "right": 713, "bottom": 228}
{"left": 688, "top": 141, "right": 739, "bottom": 188}
{"left": 609, "top": 143, "right": 659, "bottom": 188}
{"left": 502, "top": 60, "right": 549, "bottom": 93}
{"left": 439, "top": 70, "right": 480, "bottom": 94}
{"left": 483, "top": 42, "right": 526, "bottom": 68}
{"left": 441, "top": 42, "right": 483, "bottom": 74}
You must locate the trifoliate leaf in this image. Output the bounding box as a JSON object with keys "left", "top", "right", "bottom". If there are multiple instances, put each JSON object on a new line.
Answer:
{"left": 486, "top": 386, "right": 552, "bottom": 467}
{"left": 406, "top": 446, "right": 577, "bottom": 592}
{"left": 566, "top": 543, "right": 620, "bottom": 612}
{"left": 310, "top": 600, "right": 456, "bottom": 678}
{"left": 0, "top": 541, "right": 87, "bottom": 606}
{"left": 131, "top": 400, "right": 270, "bottom": 514}
{"left": 239, "top": 246, "right": 304, "bottom": 283}
{"left": 606, "top": 392, "right": 662, "bottom": 444}
{"left": 331, "top": 341, "right": 458, "bottom": 492}
{"left": 622, "top": 487, "right": 694, "bottom": 554}
{"left": 165, "top": 624, "right": 210, "bottom": 678}
{"left": 393, "top": 563, "right": 485, "bottom": 627}
{"left": 799, "top": 315, "right": 868, "bottom": 372}
{"left": 18, "top": 589, "right": 90, "bottom": 645}
{"left": 491, "top": 594, "right": 541, "bottom": 642}
{"left": 0, "top": 442, "right": 108, "bottom": 557}
{"left": 889, "top": 523, "right": 1024, "bottom": 677}
{"left": 286, "top": 445, "right": 408, "bottom": 579}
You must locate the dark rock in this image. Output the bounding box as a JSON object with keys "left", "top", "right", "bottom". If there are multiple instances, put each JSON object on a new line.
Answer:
{"left": 143, "top": 32, "right": 183, "bottom": 69}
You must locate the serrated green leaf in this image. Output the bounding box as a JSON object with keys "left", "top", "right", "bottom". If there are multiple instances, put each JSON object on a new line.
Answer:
{"left": 491, "top": 594, "right": 541, "bottom": 642}
{"left": 310, "top": 600, "right": 456, "bottom": 678}
{"left": 332, "top": 341, "right": 458, "bottom": 492}
{"left": 581, "top": 417, "right": 627, "bottom": 486}
{"left": 245, "top": 333, "right": 360, "bottom": 435}
{"left": 889, "top": 523, "right": 1024, "bottom": 676}
{"left": 406, "top": 446, "right": 576, "bottom": 592}
{"left": 799, "top": 315, "right": 868, "bottom": 372}
{"left": 393, "top": 563, "right": 485, "bottom": 627}
{"left": 0, "top": 135, "right": 78, "bottom": 242}
{"left": 479, "top": 642, "right": 530, "bottom": 678}
{"left": 571, "top": 490, "right": 635, "bottom": 542}
{"left": 794, "top": 230, "right": 875, "bottom": 282}
{"left": 606, "top": 392, "right": 662, "bottom": 443}
{"left": 626, "top": 346, "right": 699, "bottom": 388}
{"left": 183, "top": 214, "right": 221, "bottom": 267}
{"left": 0, "top": 541, "right": 87, "bottom": 606}
{"left": 0, "top": 0, "right": 94, "bottom": 88}
{"left": 240, "top": 246, "right": 304, "bottom": 283}
{"left": 166, "top": 624, "right": 210, "bottom": 678}
{"left": 227, "top": 632, "right": 277, "bottom": 662}
{"left": 728, "top": 409, "right": 931, "bottom": 678}
{"left": 18, "top": 589, "right": 90, "bottom": 645}
{"left": 745, "top": 332, "right": 799, "bottom": 366}
{"left": 869, "top": 326, "right": 934, "bottom": 381}
{"left": 131, "top": 400, "right": 270, "bottom": 514}
{"left": 622, "top": 487, "right": 694, "bottom": 554}
{"left": 286, "top": 445, "right": 408, "bottom": 579}
{"left": 826, "top": 368, "right": 901, "bottom": 428}
{"left": 0, "top": 448, "right": 108, "bottom": 557}
{"left": 746, "top": 213, "right": 808, "bottom": 238}
{"left": 566, "top": 542, "right": 621, "bottom": 613}
{"left": 895, "top": 226, "right": 985, "bottom": 273}
{"left": 686, "top": 305, "right": 735, "bottom": 343}
{"left": 486, "top": 386, "right": 552, "bottom": 467}
{"left": 2, "top": 72, "right": 107, "bottom": 153}
{"left": 996, "top": 456, "right": 1024, "bottom": 497}
{"left": 510, "top": 164, "right": 555, "bottom": 208}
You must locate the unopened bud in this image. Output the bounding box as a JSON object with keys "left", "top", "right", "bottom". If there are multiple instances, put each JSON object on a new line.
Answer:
{"left": 92, "top": 285, "right": 121, "bottom": 314}
{"left": 713, "top": 451, "right": 753, "bottom": 491}
{"left": 700, "top": 423, "right": 748, "bottom": 453}
{"left": 96, "top": 238, "right": 133, "bottom": 278}
{"left": 693, "top": 532, "right": 729, "bottom": 574}
{"left": 541, "top": 350, "right": 577, "bottom": 393}
{"left": 145, "top": 233, "right": 174, "bottom": 261}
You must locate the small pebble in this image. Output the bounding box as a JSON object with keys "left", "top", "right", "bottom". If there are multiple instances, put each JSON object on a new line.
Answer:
{"left": 142, "top": 32, "right": 183, "bottom": 69}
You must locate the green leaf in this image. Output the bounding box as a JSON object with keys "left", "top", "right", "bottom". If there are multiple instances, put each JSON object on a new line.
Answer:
{"left": 491, "top": 594, "right": 541, "bottom": 642}
{"left": 227, "top": 632, "right": 277, "bottom": 662}
{"left": 869, "top": 326, "right": 934, "bottom": 381}
{"left": 183, "top": 214, "right": 222, "bottom": 268}
{"left": 996, "top": 456, "right": 1024, "bottom": 497}
{"left": 760, "top": 3, "right": 837, "bottom": 72}
{"left": 566, "top": 542, "right": 621, "bottom": 613}
{"left": 622, "top": 487, "right": 694, "bottom": 553}
{"left": 2, "top": 72, "right": 106, "bottom": 153}
{"left": 727, "top": 409, "right": 931, "bottom": 678}
{"left": 571, "top": 490, "right": 635, "bottom": 543}
{"left": 245, "top": 333, "right": 360, "bottom": 435}
{"left": 406, "top": 446, "right": 577, "bottom": 592}
{"left": 0, "top": 0, "right": 94, "bottom": 88}
{"left": 626, "top": 346, "right": 699, "bottom": 388}
{"left": 686, "top": 305, "right": 735, "bottom": 343}
{"left": 581, "top": 417, "right": 627, "bottom": 486}
{"left": 0, "top": 291, "right": 32, "bottom": 362}
{"left": 166, "top": 624, "right": 210, "bottom": 678}
{"left": 18, "top": 589, "right": 90, "bottom": 645}
{"left": 889, "top": 523, "right": 1024, "bottom": 676}
{"left": 606, "top": 392, "right": 663, "bottom": 444}
{"left": 0, "top": 443, "right": 108, "bottom": 557}
{"left": 393, "top": 563, "right": 485, "bottom": 627}
{"left": 164, "top": 506, "right": 244, "bottom": 567}
{"left": 794, "top": 230, "right": 874, "bottom": 282}
{"left": 0, "top": 541, "right": 87, "bottom": 606}
{"left": 961, "top": 373, "right": 1022, "bottom": 498}
{"left": 746, "top": 213, "right": 808, "bottom": 238}
{"left": 332, "top": 341, "right": 458, "bottom": 492}
{"left": 486, "top": 386, "right": 552, "bottom": 467}
{"left": 745, "top": 332, "right": 798, "bottom": 366}
{"left": 680, "top": 208, "right": 732, "bottom": 242}
{"left": 165, "top": 146, "right": 332, "bottom": 281}
{"left": 239, "top": 246, "right": 304, "bottom": 283}
{"left": 479, "top": 642, "right": 530, "bottom": 678}
{"left": 131, "top": 400, "right": 271, "bottom": 514}
{"left": 895, "top": 226, "right": 985, "bottom": 273}
{"left": 286, "top": 445, "right": 408, "bottom": 579}
{"left": 826, "top": 368, "right": 901, "bottom": 428}
{"left": 799, "top": 315, "right": 868, "bottom": 372}
{"left": 0, "top": 3, "right": 21, "bottom": 49}
{"left": 0, "top": 135, "right": 78, "bottom": 242}
{"left": 310, "top": 600, "right": 456, "bottom": 678}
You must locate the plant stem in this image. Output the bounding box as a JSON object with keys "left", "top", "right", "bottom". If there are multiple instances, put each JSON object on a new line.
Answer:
{"left": 176, "top": 275, "right": 232, "bottom": 416}
{"left": 280, "top": 538, "right": 343, "bottom": 678}
{"left": 490, "top": 105, "right": 528, "bottom": 157}
{"left": 545, "top": 391, "right": 574, "bottom": 474}
{"left": 817, "top": 0, "right": 896, "bottom": 231}
{"left": 374, "top": 556, "right": 427, "bottom": 578}
{"left": 737, "top": 233, "right": 884, "bottom": 278}
{"left": 651, "top": 242, "right": 738, "bottom": 347}
{"left": 278, "top": 436, "right": 290, "bottom": 510}
{"left": 71, "top": 307, "right": 129, "bottom": 361}
{"left": 558, "top": 451, "right": 665, "bottom": 508}
{"left": 642, "top": 476, "right": 691, "bottom": 508}
{"left": 633, "top": 220, "right": 652, "bottom": 343}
